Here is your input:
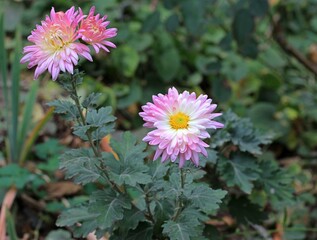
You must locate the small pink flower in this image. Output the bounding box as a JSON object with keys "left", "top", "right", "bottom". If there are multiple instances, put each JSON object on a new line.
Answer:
{"left": 140, "top": 87, "right": 224, "bottom": 168}
{"left": 78, "top": 6, "right": 117, "bottom": 53}
{"left": 21, "top": 7, "right": 93, "bottom": 80}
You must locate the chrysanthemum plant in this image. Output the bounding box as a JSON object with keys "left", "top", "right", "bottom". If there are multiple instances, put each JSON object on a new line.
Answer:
{"left": 21, "top": 6, "right": 294, "bottom": 239}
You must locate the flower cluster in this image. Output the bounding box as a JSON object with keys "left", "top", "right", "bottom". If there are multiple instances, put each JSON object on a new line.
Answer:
{"left": 21, "top": 6, "right": 117, "bottom": 80}
{"left": 140, "top": 87, "right": 224, "bottom": 168}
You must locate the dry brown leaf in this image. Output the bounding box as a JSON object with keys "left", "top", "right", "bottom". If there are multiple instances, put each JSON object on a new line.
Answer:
{"left": 309, "top": 44, "right": 317, "bottom": 63}
{"left": 44, "top": 181, "right": 82, "bottom": 199}
{"left": 100, "top": 135, "right": 119, "bottom": 160}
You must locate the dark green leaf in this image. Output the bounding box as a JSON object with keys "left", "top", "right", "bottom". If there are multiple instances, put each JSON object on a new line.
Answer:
{"left": 181, "top": 0, "right": 204, "bottom": 35}
{"left": 118, "top": 208, "right": 146, "bottom": 235}
{"left": 142, "top": 11, "right": 161, "bottom": 33}
{"left": 249, "top": 0, "right": 269, "bottom": 17}
{"left": 47, "top": 100, "right": 80, "bottom": 120}
{"left": 148, "top": 160, "right": 169, "bottom": 180}
{"left": 117, "top": 81, "right": 142, "bottom": 109}
{"left": 34, "top": 139, "right": 65, "bottom": 160}
{"left": 163, "top": 0, "right": 179, "bottom": 9}
{"left": 217, "top": 153, "right": 260, "bottom": 194}
{"left": 104, "top": 132, "right": 151, "bottom": 186}
{"left": 73, "top": 107, "right": 116, "bottom": 141}
{"left": 232, "top": 9, "right": 254, "bottom": 44}
{"left": 165, "top": 14, "right": 180, "bottom": 32}
{"left": 56, "top": 207, "right": 99, "bottom": 227}
{"left": 112, "top": 45, "right": 140, "bottom": 77}
{"left": 212, "top": 78, "right": 232, "bottom": 102}
{"left": 124, "top": 223, "right": 153, "bottom": 240}
{"left": 89, "top": 189, "right": 131, "bottom": 230}
{"left": 211, "top": 110, "right": 274, "bottom": 155}
{"left": 0, "top": 164, "right": 35, "bottom": 189}
{"left": 161, "top": 172, "right": 183, "bottom": 199}
{"left": 229, "top": 196, "right": 267, "bottom": 224}
{"left": 184, "top": 184, "right": 227, "bottom": 214}
{"left": 59, "top": 149, "right": 100, "bottom": 185}
{"left": 257, "top": 159, "right": 294, "bottom": 209}
{"left": 199, "top": 149, "right": 218, "bottom": 167}
{"left": 163, "top": 208, "right": 206, "bottom": 240}
{"left": 82, "top": 92, "right": 102, "bottom": 109}
{"left": 239, "top": 37, "right": 258, "bottom": 59}
{"left": 155, "top": 48, "right": 180, "bottom": 82}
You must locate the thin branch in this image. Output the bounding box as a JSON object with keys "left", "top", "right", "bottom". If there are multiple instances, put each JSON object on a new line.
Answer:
{"left": 272, "top": 19, "right": 317, "bottom": 75}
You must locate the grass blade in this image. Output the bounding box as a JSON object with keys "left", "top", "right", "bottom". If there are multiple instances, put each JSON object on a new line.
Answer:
{"left": 9, "top": 26, "right": 22, "bottom": 162}
{"left": 19, "top": 107, "right": 54, "bottom": 165}
{"left": 17, "top": 80, "right": 39, "bottom": 161}
{"left": 5, "top": 209, "right": 19, "bottom": 240}
{"left": 0, "top": 2, "right": 8, "bottom": 106}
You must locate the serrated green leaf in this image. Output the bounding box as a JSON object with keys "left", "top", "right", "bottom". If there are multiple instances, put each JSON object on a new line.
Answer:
{"left": 86, "top": 107, "right": 115, "bottom": 126}
{"left": 148, "top": 160, "right": 169, "bottom": 180}
{"left": 71, "top": 219, "right": 99, "bottom": 238}
{"left": 124, "top": 223, "right": 153, "bottom": 240}
{"left": 59, "top": 149, "right": 100, "bottom": 185}
{"left": 184, "top": 184, "right": 227, "bottom": 214}
{"left": 0, "top": 164, "right": 34, "bottom": 189}
{"left": 82, "top": 92, "right": 102, "bottom": 109}
{"left": 163, "top": 220, "right": 191, "bottom": 240}
{"left": 161, "top": 172, "right": 182, "bottom": 199}
{"left": 104, "top": 132, "right": 152, "bottom": 186}
{"left": 89, "top": 189, "right": 131, "bottom": 230}
{"left": 73, "top": 107, "right": 116, "bottom": 141}
{"left": 211, "top": 110, "right": 274, "bottom": 155}
{"left": 118, "top": 208, "right": 146, "bottom": 236}
{"left": 47, "top": 99, "right": 79, "bottom": 120}
{"left": 199, "top": 149, "right": 218, "bottom": 167}
{"left": 34, "top": 139, "right": 65, "bottom": 160}
{"left": 257, "top": 159, "right": 294, "bottom": 209}
{"left": 163, "top": 206, "right": 208, "bottom": 240}
{"left": 56, "top": 207, "right": 100, "bottom": 227}
{"left": 217, "top": 153, "right": 260, "bottom": 194}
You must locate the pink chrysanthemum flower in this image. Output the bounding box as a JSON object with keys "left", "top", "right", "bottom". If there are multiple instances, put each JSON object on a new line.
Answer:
{"left": 78, "top": 6, "right": 117, "bottom": 53}
{"left": 140, "top": 87, "right": 224, "bottom": 168}
{"left": 20, "top": 7, "right": 93, "bottom": 80}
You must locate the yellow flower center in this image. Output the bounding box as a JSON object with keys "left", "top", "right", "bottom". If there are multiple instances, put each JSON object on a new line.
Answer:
{"left": 169, "top": 112, "right": 189, "bottom": 129}
{"left": 44, "top": 26, "right": 70, "bottom": 51}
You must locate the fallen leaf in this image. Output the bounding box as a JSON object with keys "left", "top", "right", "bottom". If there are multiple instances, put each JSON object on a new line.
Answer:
{"left": 44, "top": 181, "right": 82, "bottom": 199}
{"left": 100, "top": 135, "right": 119, "bottom": 160}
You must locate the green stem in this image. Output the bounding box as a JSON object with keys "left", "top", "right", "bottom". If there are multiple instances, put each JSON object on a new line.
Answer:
{"left": 70, "top": 79, "right": 125, "bottom": 195}
{"left": 172, "top": 168, "right": 185, "bottom": 221}
{"left": 145, "top": 192, "right": 155, "bottom": 224}
{"left": 70, "top": 80, "right": 99, "bottom": 157}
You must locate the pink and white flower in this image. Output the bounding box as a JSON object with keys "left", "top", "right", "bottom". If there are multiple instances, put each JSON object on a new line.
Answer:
{"left": 78, "top": 6, "right": 117, "bottom": 53}
{"left": 20, "top": 7, "right": 92, "bottom": 80}
{"left": 140, "top": 87, "right": 224, "bottom": 168}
